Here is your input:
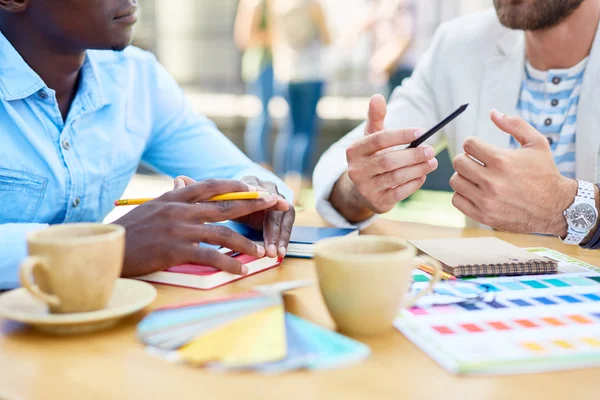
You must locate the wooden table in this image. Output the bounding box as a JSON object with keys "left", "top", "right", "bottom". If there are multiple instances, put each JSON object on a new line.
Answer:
{"left": 2, "top": 212, "right": 600, "bottom": 400}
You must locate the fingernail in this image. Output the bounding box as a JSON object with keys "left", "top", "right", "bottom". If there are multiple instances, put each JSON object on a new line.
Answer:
{"left": 268, "top": 244, "right": 277, "bottom": 257}
{"left": 241, "top": 265, "right": 249, "bottom": 275}
{"left": 424, "top": 147, "right": 435, "bottom": 158}
{"left": 256, "top": 245, "right": 266, "bottom": 257}
{"left": 491, "top": 109, "right": 504, "bottom": 119}
{"left": 279, "top": 246, "right": 287, "bottom": 258}
{"left": 428, "top": 158, "right": 438, "bottom": 169}
{"left": 174, "top": 178, "right": 185, "bottom": 189}
{"left": 414, "top": 128, "right": 425, "bottom": 139}
{"left": 246, "top": 184, "right": 258, "bottom": 192}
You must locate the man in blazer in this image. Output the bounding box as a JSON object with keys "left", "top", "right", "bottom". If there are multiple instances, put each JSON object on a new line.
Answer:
{"left": 314, "top": 0, "right": 600, "bottom": 247}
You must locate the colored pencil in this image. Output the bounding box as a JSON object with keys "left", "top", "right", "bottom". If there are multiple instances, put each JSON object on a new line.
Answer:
{"left": 114, "top": 191, "right": 272, "bottom": 206}
{"left": 418, "top": 264, "right": 456, "bottom": 280}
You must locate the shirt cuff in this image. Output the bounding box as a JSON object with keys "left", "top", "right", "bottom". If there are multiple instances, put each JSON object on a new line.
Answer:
{"left": 0, "top": 223, "right": 48, "bottom": 290}
{"left": 314, "top": 163, "right": 379, "bottom": 230}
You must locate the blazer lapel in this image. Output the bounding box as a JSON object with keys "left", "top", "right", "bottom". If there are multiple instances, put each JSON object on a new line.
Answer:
{"left": 576, "top": 24, "right": 600, "bottom": 182}
{"left": 475, "top": 31, "right": 525, "bottom": 149}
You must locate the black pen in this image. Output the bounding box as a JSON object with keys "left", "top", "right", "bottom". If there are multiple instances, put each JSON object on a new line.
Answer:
{"left": 407, "top": 104, "right": 469, "bottom": 148}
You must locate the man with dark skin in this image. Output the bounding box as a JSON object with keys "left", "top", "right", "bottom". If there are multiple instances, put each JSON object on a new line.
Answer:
{"left": 0, "top": 0, "right": 295, "bottom": 288}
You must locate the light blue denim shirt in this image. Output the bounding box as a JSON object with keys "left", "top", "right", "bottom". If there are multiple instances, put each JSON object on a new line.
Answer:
{"left": 0, "top": 31, "right": 291, "bottom": 289}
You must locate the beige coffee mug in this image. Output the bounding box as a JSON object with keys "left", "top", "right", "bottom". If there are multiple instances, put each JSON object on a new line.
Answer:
{"left": 19, "top": 223, "right": 125, "bottom": 314}
{"left": 314, "top": 235, "right": 442, "bottom": 336}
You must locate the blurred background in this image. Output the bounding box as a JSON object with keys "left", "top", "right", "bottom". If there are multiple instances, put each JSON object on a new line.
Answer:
{"left": 108, "top": 0, "right": 494, "bottom": 226}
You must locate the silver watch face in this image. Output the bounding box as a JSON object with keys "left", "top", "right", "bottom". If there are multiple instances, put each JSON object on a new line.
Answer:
{"left": 567, "top": 203, "right": 597, "bottom": 232}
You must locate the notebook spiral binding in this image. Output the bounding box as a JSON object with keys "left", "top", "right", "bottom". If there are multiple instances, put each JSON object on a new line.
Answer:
{"left": 456, "top": 260, "right": 558, "bottom": 277}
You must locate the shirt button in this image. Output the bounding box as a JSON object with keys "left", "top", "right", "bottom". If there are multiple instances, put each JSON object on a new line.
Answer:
{"left": 37, "top": 90, "right": 48, "bottom": 100}
{"left": 544, "top": 118, "right": 552, "bottom": 126}
{"left": 62, "top": 140, "right": 71, "bottom": 150}
{"left": 551, "top": 99, "right": 559, "bottom": 107}
{"left": 547, "top": 137, "right": 554, "bottom": 146}
{"left": 552, "top": 76, "right": 561, "bottom": 85}
{"left": 72, "top": 198, "right": 81, "bottom": 208}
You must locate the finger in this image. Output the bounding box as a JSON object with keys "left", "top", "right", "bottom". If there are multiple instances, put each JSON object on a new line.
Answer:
{"left": 462, "top": 136, "right": 499, "bottom": 167}
{"left": 183, "top": 197, "right": 279, "bottom": 223}
{"left": 365, "top": 94, "right": 387, "bottom": 135}
{"left": 263, "top": 210, "right": 284, "bottom": 257}
{"left": 184, "top": 247, "right": 248, "bottom": 275}
{"left": 452, "top": 153, "right": 487, "bottom": 185}
{"left": 167, "top": 179, "right": 253, "bottom": 203}
{"left": 372, "top": 158, "right": 438, "bottom": 192}
{"left": 173, "top": 175, "right": 196, "bottom": 189}
{"left": 378, "top": 176, "right": 427, "bottom": 205}
{"left": 253, "top": 180, "right": 289, "bottom": 211}
{"left": 174, "top": 177, "right": 186, "bottom": 189}
{"left": 183, "top": 224, "right": 266, "bottom": 258}
{"left": 364, "top": 145, "right": 436, "bottom": 176}
{"left": 277, "top": 208, "right": 296, "bottom": 258}
{"left": 348, "top": 129, "right": 422, "bottom": 159}
{"left": 490, "top": 109, "right": 547, "bottom": 148}
{"left": 451, "top": 192, "right": 481, "bottom": 222}
{"left": 449, "top": 172, "right": 481, "bottom": 201}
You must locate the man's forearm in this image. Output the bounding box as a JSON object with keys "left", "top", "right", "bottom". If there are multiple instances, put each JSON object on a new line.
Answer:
{"left": 329, "top": 172, "right": 375, "bottom": 224}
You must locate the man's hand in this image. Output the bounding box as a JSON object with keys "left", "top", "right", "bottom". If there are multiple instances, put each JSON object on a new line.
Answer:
{"left": 450, "top": 109, "right": 577, "bottom": 236}
{"left": 115, "top": 179, "right": 282, "bottom": 278}
{"left": 338, "top": 94, "right": 438, "bottom": 218}
{"left": 176, "top": 175, "right": 294, "bottom": 259}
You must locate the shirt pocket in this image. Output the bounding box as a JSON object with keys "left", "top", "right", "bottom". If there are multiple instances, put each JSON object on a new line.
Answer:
{"left": 98, "top": 165, "right": 138, "bottom": 221}
{"left": 0, "top": 169, "right": 47, "bottom": 223}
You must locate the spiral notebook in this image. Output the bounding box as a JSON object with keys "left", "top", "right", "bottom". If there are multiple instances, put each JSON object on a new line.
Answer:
{"left": 410, "top": 237, "right": 558, "bottom": 277}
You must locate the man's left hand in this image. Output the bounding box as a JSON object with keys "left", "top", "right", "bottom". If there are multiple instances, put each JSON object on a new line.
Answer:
{"left": 450, "top": 109, "right": 577, "bottom": 236}
{"left": 175, "top": 175, "right": 295, "bottom": 258}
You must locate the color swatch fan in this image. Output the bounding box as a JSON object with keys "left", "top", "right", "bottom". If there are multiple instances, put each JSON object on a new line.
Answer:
{"left": 137, "top": 292, "right": 370, "bottom": 373}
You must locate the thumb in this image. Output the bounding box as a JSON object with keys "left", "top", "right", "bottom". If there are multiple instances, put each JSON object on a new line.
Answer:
{"left": 364, "top": 94, "right": 387, "bottom": 135}
{"left": 490, "top": 109, "right": 546, "bottom": 148}
{"left": 173, "top": 175, "right": 196, "bottom": 189}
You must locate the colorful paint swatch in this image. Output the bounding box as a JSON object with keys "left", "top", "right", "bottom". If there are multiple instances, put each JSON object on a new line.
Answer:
{"left": 486, "top": 300, "right": 507, "bottom": 309}
{"left": 532, "top": 296, "right": 557, "bottom": 305}
{"left": 488, "top": 321, "right": 511, "bottom": 331}
{"left": 432, "top": 305, "right": 456, "bottom": 314}
{"left": 543, "top": 279, "right": 570, "bottom": 288}
{"left": 582, "top": 337, "right": 600, "bottom": 347}
{"left": 413, "top": 274, "right": 430, "bottom": 283}
{"left": 455, "top": 286, "right": 479, "bottom": 296}
{"left": 482, "top": 284, "right": 501, "bottom": 292}
{"left": 592, "top": 313, "right": 600, "bottom": 320}
{"left": 552, "top": 340, "right": 574, "bottom": 349}
{"left": 458, "top": 303, "right": 480, "bottom": 311}
{"left": 557, "top": 295, "right": 581, "bottom": 303}
{"left": 521, "top": 280, "right": 548, "bottom": 289}
{"left": 541, "top": 317, "right": 565, "bottom": 326}
{"left": 582, "top": 293, "right": 600, "bottom": 301}
{"left": 461, "top": 323, "right": 484, "bottom": 333}
{"left": 432, "top": 326, "right": 454, "bottom": 335}
{"left": 568, "top": 315, "right": 592, "bottom": 325}
{"left": 509, "top": 299, "right": 532, "bottom": 307}
{"left": 498, "top": 282, "right": 526, "bottom": 291}
{"left": 563, "top": 277, "right": 597, "bottom": 286}
{"left": 587, "top": 276, "right": 600, "bottom": 284}
{"left": 409, "top": 307, "right": 428, "bottom": 316}
{"left": 515, "top": 319, "right": 537, "bottom": 328}
{"left": 522, "top": 342, "right": 545, "bottom": 352}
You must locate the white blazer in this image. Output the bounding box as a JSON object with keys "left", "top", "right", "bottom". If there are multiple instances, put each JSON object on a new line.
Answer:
{"left": 313, "top": 8, "right": 600, "bottom": 229}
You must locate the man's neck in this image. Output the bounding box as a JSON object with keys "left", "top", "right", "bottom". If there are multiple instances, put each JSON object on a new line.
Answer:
{"left": 525, "top": 1, "right": 600, "bottom": 70}
{"left": 0, "top": 19, "right": 85, "bottom": 121}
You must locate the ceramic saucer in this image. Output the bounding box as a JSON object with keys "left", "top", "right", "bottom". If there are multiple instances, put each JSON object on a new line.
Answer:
{"left": 0, "top": 279, "right": 157, "bottom": 334}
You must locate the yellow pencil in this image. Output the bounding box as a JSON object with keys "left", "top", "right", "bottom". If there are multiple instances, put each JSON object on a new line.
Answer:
{"left": 113, "top": 192, "right": 272, "bottom": 206}
{"left": 418, "top": 264, "right": 456, "bottom": 280}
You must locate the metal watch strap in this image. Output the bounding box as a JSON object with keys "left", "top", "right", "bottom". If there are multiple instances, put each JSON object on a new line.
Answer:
{"left": 562, "top": 180, "right": 596, "bottom": 245}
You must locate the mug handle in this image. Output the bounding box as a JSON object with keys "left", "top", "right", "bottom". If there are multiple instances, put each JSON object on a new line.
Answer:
{"left": 19, "top": 256, "right": 61, "bottom": 307}
{"left": 401, "top": 255, "right": 443, "bottom": 309}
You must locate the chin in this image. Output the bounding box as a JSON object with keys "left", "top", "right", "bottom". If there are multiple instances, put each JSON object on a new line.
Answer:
{"left": 110, "top": 34, "right": 135, "bottom": 52}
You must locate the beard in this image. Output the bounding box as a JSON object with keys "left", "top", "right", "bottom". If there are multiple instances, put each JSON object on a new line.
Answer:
{"left": 493, "top": 0, "right": 585, "bottom": 30}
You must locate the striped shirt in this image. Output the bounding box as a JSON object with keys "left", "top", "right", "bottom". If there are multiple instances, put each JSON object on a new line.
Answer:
{"left": 514, "top": 57, "right": 588, "bottom": 179}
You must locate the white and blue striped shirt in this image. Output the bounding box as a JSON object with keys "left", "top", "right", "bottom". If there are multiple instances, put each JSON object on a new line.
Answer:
{"left": 514, "top": 57, "right": 588, "bottom": 179}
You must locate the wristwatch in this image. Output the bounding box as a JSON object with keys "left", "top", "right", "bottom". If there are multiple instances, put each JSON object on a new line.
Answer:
{"left": 561, "top": 180, "right": 598, "bottom": 245}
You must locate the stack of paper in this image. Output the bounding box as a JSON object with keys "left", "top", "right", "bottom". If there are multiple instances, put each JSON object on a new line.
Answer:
{"left": 137, "top": 292, "right": 370, "bottom": 373}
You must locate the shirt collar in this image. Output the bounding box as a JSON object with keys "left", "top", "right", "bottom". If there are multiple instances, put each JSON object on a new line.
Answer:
{"left": 0, "top": 29, "right": 46, "bottom": 101}
{"left": 0, "top": 29, "right": 109, "bottom": 109}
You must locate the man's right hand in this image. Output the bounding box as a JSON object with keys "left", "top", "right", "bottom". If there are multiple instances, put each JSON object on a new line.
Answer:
{"left": 343, "top": 94, "right": 438, "bottom": 216}
{"left": 114, "top": 179, "right": 281, "bottom": 278}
